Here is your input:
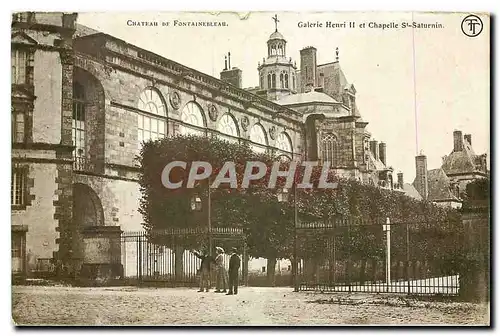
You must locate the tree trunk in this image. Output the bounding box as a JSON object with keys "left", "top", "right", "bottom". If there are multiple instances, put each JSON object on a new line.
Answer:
{"left": 174, "top": 245, "right": 185, "bottom": 282}
{"left": 360, "top": 259, "right": 367, "bottom": 285}
{"left": 267, "top": 257, "right": 277, "bottom": 287}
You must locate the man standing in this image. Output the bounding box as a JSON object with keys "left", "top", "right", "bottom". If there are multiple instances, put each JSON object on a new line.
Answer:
{"left": 192, "top": 249, "right": 214, "bottom": 292}
{"left": 227, "top": 247, "right": 241, "bottom": 295}
{"left": 214, "top": 247, "right": 228, "bottom": 293}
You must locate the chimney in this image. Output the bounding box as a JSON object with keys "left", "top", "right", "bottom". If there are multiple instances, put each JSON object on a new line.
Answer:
{"left": 300, "top": 46, "right": 317, "bottom": 93}
{"left": 464, "top": 134, "right": 472, "bottom": 146}
{"left": 397, "top": 172, "right": 404, "bottom": 189}
{"left": 414, "top": 155, "right": 428, "bottom": 200}
{"left": 369, "top": 139, "right": 379, "bottom": 161}
{"left": 379, "top": 142, "right": 387, "bottom": 165}
{"left": 453, "top": 130, "right": 463, "bottom": 152}
{"left": 220, "top": 52, "right": 242, "bottom": 88}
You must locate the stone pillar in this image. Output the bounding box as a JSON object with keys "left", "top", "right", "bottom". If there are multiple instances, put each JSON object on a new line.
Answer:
{"left": 79, "top": 226, "right": 123, "bottom": 286}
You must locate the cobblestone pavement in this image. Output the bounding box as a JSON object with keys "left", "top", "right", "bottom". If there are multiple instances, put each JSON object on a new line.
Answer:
{"left": 12, "top": 285, "right": 490, "bottom": 326}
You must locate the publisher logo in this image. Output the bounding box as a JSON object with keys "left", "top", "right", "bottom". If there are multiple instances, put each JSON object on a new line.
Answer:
{"left": 461, "top": 14, "right": 483, "bottom": 37}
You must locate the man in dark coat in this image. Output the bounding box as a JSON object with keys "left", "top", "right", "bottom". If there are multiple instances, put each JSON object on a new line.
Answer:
{"left": 226, "top": 247, "right": 241, "bottom": 295}
{"left": 192, "top": 249, "right": 215, "bottom": 292}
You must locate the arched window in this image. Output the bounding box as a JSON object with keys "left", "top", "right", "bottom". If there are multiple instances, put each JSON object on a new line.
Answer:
{"left": 250, "top": 124, "right": 268, "bottom": 154}
{"left": 292, "top": 75, "right": 296, "bottom": 90}
{"left": 73, "top": 82, "right": 86, "bottom": 169}
{"left": 276, "top": 132, "right": 292, "bottom": 153}
{"left": 138, "top": 87, "right": 166, "bottom": 116}
{"left": 321, "top": 133, "right": 339, "bottom": 167}
{"left": 271, "top": 74, "right": 276, "bottom": 88}
{"left": 217, "top": 113, "right": 239, "bottom": 143}
{"left": 285, "top": 74, "right": 289, "bottom": 88}
{"left": 137, "top": 88, "right": 167, "bottom": 150}
{"left": 179, "top": 101, "right": 205, "bottom": 136}
{"left": 267, "top": 74, "right": 272, "bottom": 89}
{"left": 278, "top": 44, "right": 283, "bottom": 55}
{"left": 260, "top": 75, "right": 263, "bottom": 88}
{"left": 280, "top": 73, "right": 284, "bottom": 88}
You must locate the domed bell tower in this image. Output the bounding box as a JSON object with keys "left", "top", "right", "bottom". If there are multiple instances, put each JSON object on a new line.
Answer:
{"left": 257, "top": 14, "right": 297, "bottom": 101}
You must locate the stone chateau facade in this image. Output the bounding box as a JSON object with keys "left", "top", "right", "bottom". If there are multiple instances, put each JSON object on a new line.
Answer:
{"left": 12, "top": 12, "right": 484, "bottom": 280}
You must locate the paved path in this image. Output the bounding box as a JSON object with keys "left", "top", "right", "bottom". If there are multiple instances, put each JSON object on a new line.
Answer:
{"left": 12, "top": 286, "right": 489, "bottom": 326}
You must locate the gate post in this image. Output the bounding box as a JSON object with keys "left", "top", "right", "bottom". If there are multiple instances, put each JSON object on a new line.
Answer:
{"left": 138, "top": 234, "right": 142, "bottom": 282}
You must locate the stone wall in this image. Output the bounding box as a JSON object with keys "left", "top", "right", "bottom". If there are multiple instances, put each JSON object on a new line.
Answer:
{"left": 73, "top": 174, "right": 142, "bottom": 232}
{"left": 11, "top": 162, "right": 59, "bottom": 274}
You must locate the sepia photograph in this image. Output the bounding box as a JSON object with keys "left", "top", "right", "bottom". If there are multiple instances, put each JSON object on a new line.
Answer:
{"left": 9, "top": 10, "right": 490, "bottom": 326}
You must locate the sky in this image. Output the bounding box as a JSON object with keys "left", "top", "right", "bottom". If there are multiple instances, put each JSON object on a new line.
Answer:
{"left": 78, "top": 11, "right": 490, "bottom": 182}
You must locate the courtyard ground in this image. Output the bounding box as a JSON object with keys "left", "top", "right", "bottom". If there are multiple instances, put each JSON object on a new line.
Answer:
{"left": 11, "top": 285, "right": 489, "bottom": 326}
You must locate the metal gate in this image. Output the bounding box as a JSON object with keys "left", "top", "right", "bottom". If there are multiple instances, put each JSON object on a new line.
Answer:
{"left": 295, "top": 218, "right": 487, "bottom": 296}
{"left": 121, "top": 227, "right": 247, "bottom": 287}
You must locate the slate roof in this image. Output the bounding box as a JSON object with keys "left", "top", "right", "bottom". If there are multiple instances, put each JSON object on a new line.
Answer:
{"left": 367, "top": 151, "right": 387, "bottom": 171}
{"left": 426, "top": 168, "right": 459, "bottom": 202}
{"left": 441, "top": 137, "right": 481, "bottom": 176}
{"left": 403, "top": 183, "right": 423, "bottom": 200}
{"left": 276, "top": 91, "right": 340, "bottom": 106}
{"left": 74, "top": 24, "right": 100, "bottom": 38}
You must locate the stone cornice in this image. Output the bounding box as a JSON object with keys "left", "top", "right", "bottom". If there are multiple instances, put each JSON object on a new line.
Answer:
{"left": 74, "top": 33, "right": 302, "bottom": 122}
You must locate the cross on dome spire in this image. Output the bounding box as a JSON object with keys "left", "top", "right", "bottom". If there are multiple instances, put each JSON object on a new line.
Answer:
{"left": 272, "top": 14, "right": 279, "bottom": 32}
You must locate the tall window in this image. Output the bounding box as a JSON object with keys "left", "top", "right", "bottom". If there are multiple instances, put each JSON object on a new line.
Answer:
{"left": 250, "top": 124, "right": 267, "bottom": 154}
{"left": 217, "top": 113, "right": 238, "bottom": 143}
{"left": 321, "top": 133, "right": 339, "bottom": 167}
{"left": 12, "top": 108, "right": 25, "bottom": 143}
{"left": 292, "top": 75, "right": 295, "bottom": 90}
{"left": 11, "top": 49, "right": 34, "bottom": 85}
{"left": 284, "top": 74, "right": 289, "bottom": 89}
{"left": 280, "top": 73, "right": 284, "bottom": 88}
{"left": 12, "top": 12, "right": 33, "bottom": 22}
{"left": 267, "top": 74, "right": 271, "bottom": 89}
{"left": 179, "top": 101, "right": 205, "bottom": 136}
{"left": 11, "top": 168, "right": 26, "bottom": 207}
{"left": 72, "top": 82, "right": 86, "bottom": 169}
{"left": 271, "top": 74, "right": 276, "bottom": 88}
{"left": 276, "top": 132, "right": 292, "bottom": 153}
{"left": 137, "top": 88, "right": 167, "bottom": 149}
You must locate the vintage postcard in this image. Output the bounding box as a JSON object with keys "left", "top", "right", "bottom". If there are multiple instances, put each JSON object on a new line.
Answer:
{"left": 11, "top": 11, "right": 490, "bottom": 326}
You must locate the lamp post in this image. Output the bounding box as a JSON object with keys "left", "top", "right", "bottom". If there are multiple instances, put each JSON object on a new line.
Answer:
{"left": 382, "top": 217, "right": 391, "bottom": 291}
{"left": 190, "top": 187, "right": 212, "bottom": 254}
{"left": 207, "top": 180, "right": 212, "bottom": 254}
{"left": 277, "top": 184, "right": 299, "bottom": 292}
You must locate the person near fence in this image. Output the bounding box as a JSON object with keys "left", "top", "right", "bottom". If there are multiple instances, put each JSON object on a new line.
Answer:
{"left": 192, "top": 249, "right": 215, "bottom": 292}
{"left": 227, "top": 247, "right": 241, "bottom": 295}
{"left": 214, "top": 247, "right": 228, "bottom": 293}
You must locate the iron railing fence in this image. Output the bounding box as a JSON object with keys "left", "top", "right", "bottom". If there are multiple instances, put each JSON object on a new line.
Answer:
{"left": 121, "top": 228, "right": 247, "bottom": 287}
{"left": 295, "top": 219, "right": 489, "bottom": 296}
